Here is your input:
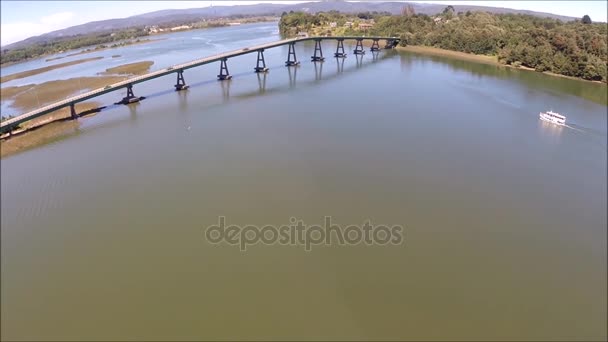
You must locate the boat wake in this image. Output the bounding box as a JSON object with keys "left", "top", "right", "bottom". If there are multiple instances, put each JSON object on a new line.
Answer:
{"left": 563, "top": 123, "right": 586, "bottom": 132}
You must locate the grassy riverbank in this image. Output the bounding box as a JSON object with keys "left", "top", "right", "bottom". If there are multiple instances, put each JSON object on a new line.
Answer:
{"left": 98, "top": 61, "right": 155, "bottom": 76}
{"left": 1, "top": 60, "right": 154, "bottom": 112}
{"left": 397, "top": 45, "right": 607, "bottom": 85}
{"left": 1, "top": 60, "right": 155, "bottom": 156}
{"left": 396, "top": 45, "right": 498, "bottom": 65}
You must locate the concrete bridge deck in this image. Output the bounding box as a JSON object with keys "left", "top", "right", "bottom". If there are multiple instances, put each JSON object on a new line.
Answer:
{"left": 0, "top": 36, "right": 399, "bottom": 134}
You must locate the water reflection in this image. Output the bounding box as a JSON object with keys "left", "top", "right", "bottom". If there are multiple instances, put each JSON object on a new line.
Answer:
{"left": 537, "top": 120, "right": 567, "bottom": 148}
{"left": 288, "top": 65, "right": 298, "bottom": 89}
{"left": 257, "top": 72, "right": 267, "bottom": 94}
{"left": 399, "top": 52, "right": 607, "bottom": 105}
{"left": 128, "top": 102, "right": 139, "bottom": 122}
{"left": 372, "top": 51, "right": 380, "bottom": 62}
{"left": 312, "top": 63, "right": 322, "bottom": 83}
{"left": 221, "top": 79, "right": 232, "bottom": 102}
{"left": 355, "top": 54, "right": 363, "bottom": 69}
{"left": 336, "top": 57, "right": 345, "bottom": 74}
{"left": 178, "top": 88, "right": 189, "bottom": 112}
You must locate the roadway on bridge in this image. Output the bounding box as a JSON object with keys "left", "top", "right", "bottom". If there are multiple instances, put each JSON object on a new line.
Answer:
{"left": 1, "top": 36, "right": 399, "bottom": 134}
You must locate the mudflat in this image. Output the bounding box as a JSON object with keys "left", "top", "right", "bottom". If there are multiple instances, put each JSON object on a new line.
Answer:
{"left": 0, "top": 56, "right": 104, "bottom": 84}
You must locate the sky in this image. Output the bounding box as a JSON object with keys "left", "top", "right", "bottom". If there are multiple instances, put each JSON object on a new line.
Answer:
{"left": 1, "top": 0, "right": 606, "bottom": 46}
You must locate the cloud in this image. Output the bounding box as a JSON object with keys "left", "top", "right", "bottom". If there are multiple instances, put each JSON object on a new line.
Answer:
{"left": 1, "top": 11, "right": 75, "bottom": 46}
{"left": 40, "top": 12, "right": 74, "bottom": 25}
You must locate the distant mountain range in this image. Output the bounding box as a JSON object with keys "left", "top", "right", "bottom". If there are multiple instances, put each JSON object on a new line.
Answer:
{"left": 4, "top": 1, "right": 577, "bottom": 49}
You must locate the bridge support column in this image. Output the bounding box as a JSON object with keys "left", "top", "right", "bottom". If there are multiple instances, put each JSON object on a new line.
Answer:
{"left": 370, "top": 39, "right": 380, "bottom": 52}
{"left": 70, "top": 103, "right": 78, "bottom": 120}
{"left": 175, "top": 70, "right": 189, "bottom": 91}
{"left": 285, "top": 42, "right": 300, "bottom": 66}
{"left": 353, "top": 39, "right": 365, "bottom": 55}
{"left": 217, "top": 58, "right": 232, "bottom": 80}
{"left": 385, "top": 39, "right": 399, "bottom": 49}
{"left": 334, "top": 39, "right": 346, "bottom": 58}
{"left": 311, "top": 39, "right": 325, "bottom": 62}
{"left": 116, "top": 84, "right": 141, "bottom": 105}
{"left": 255, "top": 50, "right": 269, "bottom": 73}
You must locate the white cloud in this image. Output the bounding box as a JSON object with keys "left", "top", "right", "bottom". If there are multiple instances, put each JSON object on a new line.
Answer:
{"left": 1, "top": 11, "right": 77, "bottom": 46}
{"left": 40, "top": 12, "right": 74, "bottom": 26}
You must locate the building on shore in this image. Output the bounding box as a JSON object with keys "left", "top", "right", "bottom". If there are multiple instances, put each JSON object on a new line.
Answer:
{"left": 171, "top": 25, "right": 191, "bottom": 31}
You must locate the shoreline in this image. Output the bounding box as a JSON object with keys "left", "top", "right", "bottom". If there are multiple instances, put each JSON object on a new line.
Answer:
{"left": 65, "top": 38, "right": 167, "bottom": 58}
{"left": 1, "top": 19, "right": 278, "bottom": 68}
{"left": 397, "top": 45, "right": 606, "bottom": 85}
{"left": 1, "top": 56, "right": 104, "bottom": 84}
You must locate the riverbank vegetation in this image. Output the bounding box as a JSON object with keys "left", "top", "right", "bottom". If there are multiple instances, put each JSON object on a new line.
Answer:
{"left": 1, "top": 28, "right": 149, "bottom": 65}
{"left": 98, "top": 61, "right": 154, "bottom": 76}
{"left": 279, "top": 10, "right": 607, "bottom": 82}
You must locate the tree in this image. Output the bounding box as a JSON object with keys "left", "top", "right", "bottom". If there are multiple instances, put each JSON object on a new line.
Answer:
{"left": 401, "top": 4, "right": 415, "bottom": 17}
{"left": 582, "top": 15, "right": 592, "bottom": 24}
{"left": 443, "top": 5, "right": 455, "bottom": 19}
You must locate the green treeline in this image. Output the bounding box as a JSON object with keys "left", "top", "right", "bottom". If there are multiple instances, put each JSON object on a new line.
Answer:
{"left": 279, "top": 11, "right": 608, "bottom": 82}
{"left": 1, "top": 28, "right": 149, "bottom": 65}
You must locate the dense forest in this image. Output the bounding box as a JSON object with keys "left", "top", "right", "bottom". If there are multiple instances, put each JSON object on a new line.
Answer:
{"left": 279, "top": 10, "right": 607, "bottom": 82}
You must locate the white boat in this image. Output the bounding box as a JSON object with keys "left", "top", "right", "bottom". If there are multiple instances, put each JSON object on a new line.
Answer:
{"left": 539, "top": 110, "right": 566, "bottom": 126}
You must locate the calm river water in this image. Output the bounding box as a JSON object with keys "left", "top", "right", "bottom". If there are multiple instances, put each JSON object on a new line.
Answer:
{"left": 1, "top": 22, "right": 606, "bottom": 340}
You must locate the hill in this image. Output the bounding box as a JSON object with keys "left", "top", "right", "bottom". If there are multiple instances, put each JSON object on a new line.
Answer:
{"left": 3, "top": 1, "right": 577, "bottom": 49}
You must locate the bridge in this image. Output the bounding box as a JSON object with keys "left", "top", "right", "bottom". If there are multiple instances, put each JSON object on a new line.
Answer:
{"left": 0, "top": 36, "right": 399, "bottom": 135}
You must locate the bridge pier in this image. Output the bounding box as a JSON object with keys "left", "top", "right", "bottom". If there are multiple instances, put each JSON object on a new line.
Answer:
{"left": 116, "top": 84, "right": 142, "bottom": 105}
{"left": 70, "top": 103, "right": 78, "bottom": 120}
{"left": 255, "top": 50, "right": 269, "bottom": 73}
{"left": 370, "top": 39, "right": 380, "bottom": 52}
{"left": 285, "top": 42, "right": 300, "bottom": 66}
{"left": 175, "top": 70, "right": 189, "bottom": 91}
{"left": 218, "top": 58, "right": 232, "bottom": 80}
{"left": 385, "top": 39, "right": 399, "bottom": 49}
{"left": 353, "top": 39, "right": 365, "bottom": 55}
{"left": 334, "top": 39, "right": 347, "bottom": 58}
{"left": 311, "top": 39, "right": 325, "bottom": 62}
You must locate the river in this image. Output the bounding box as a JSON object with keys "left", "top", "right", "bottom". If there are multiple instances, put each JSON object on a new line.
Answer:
{"left": 1, "top": 22, "right": 606, "bottom": 340}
